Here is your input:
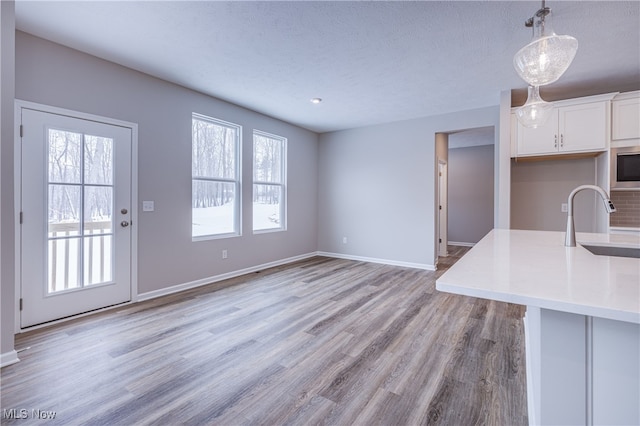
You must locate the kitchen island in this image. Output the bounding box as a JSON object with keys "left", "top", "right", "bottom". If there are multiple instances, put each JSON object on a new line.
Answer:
{"left": 436, "top": 229, "right": 640, "bottom": 426}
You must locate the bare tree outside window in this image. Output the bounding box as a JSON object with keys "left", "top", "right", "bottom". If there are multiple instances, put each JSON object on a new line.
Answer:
{"left": 47, "top": 129, "right": 114, "bottom": 292}
{"left": 253, "top": 131, "right": 286, "bottom": 232}
{"left": 192, "top": 115, "right": 241, "bottom": 238}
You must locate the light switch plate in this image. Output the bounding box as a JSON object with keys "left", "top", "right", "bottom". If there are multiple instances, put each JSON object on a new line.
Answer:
{"left": 142, "top": 201, "right": 155, "bottom": 212}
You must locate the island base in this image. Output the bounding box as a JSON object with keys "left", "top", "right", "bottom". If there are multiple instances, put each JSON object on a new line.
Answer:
{"left": 524, "top": 306, "right": 640, "bottom": 425}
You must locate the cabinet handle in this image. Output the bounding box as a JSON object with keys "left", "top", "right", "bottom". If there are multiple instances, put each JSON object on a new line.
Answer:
{"left": 554, "top": 134, "right": 558, "bottom": 148}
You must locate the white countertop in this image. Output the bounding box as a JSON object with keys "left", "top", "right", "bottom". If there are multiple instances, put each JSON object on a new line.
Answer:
{"left": 436, "top": 229, "right": 640, "bottom": 324}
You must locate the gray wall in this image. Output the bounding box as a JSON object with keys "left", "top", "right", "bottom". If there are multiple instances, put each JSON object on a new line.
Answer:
{"left": 448, "top": 144, "right": 494, "bottom": 244}
{"left": 317, "top": 107, "right": 499, "bottom": 268}
{"left": 1, "top": 1, "right": 16, "bottom": 361}
{"left": 15, "top": 32, "right": 319, "bottom": 296}
{"left": 511, "top": 158, "right": 597, "bottom": 232}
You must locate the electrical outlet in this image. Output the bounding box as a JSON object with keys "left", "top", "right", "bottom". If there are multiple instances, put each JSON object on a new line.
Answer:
{"left": 342, "top": 237, "right": 348, "bottom": 244}
{"left": 142, "top": 201, "right": 154, "bottom": 212}
{"left": 222, "top": 250, "right": 228, "bottom": 259}
{"left": 561, "top": 203, "right": 568, "bottom": 213}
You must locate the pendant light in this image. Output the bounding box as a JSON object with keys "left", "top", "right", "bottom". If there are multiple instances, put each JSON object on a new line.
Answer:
{"left": 514, "top": 1, "right": 578, "bottom": 128}
{"left": 513, "top": 2, "right": 578, "bottom": 86}
{"left": 516, "top": 86, "right": 554, "bottom": 129}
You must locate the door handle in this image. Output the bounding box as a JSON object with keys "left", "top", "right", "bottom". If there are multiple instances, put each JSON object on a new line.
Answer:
{"left": 121, "top": 221, "right": 130, "bottom": 228}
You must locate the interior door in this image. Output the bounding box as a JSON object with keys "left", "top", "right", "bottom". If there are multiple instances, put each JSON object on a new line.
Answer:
{"left": 438, "top": 161, "right": 448, "bottom": 257}
{"left": 20, "top": 108, "right": 132, "bottom": 327}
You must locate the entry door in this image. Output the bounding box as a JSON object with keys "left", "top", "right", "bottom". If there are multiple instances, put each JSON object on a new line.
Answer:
{"left": 20, "top": 108, "right": 132, "bottom": 328}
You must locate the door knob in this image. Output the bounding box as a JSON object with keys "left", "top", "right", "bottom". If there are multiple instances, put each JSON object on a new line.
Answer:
{"left": 121, "top": 221, "right": 130, "bottom": 227}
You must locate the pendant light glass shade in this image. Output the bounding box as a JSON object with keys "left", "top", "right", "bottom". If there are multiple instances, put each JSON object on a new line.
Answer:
{"left": 516, "top": 86, "right": 553, "bottom": 128}
{"left": 513, "top": 11, "right": 578, "bottom": 86}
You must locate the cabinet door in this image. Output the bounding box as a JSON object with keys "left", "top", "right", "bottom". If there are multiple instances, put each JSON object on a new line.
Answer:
{"left": 516, "top": 112, "right": 558, "bottom": 156}
{"left": 592, "top": 318, "right": 640, "bottom": 426}
{"left": 558, "top": 102, "right": 607, "bottom": 153}
{"left": 612, "top": 97, "right": 640, "bottom": 141}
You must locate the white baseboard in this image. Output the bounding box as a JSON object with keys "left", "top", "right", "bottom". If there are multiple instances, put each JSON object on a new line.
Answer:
{"left": 1, "top": 350, "right": 20, "bottom": 368}
{"left": 317, "top": 251, "right": 436, "bottom": 271}
{"left": 138, "top": 252, "right": 318, "bottom": 301}
{"left": 448, "top": 241, "right": 475, "bottom": 247}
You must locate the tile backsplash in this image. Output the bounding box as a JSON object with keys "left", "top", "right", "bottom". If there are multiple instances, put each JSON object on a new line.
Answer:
{"left": 610, "top": 191, "right": 640, "bottom": 228}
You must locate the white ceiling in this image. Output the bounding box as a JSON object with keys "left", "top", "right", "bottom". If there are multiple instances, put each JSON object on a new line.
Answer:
{"left": 14, "top": 1, "right": 640, "bottom": 133}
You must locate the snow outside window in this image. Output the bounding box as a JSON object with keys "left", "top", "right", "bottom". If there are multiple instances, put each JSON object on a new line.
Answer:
{"left": 192, "top": 114, "right": 241, "bottom": 239}
{"left": 253, "top": 131, "right": 286, "bottom": 232}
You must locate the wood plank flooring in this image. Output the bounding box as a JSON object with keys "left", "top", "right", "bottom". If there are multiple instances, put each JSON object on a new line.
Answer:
{"left": 1, "top": 248, "right": 528, "bottom": 425}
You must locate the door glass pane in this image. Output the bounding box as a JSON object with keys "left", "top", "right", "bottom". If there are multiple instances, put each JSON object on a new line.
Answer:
{"left": 192, "top": 180, "right": 236, "bottom": 237}
{"left": 84, "top": 186, "right": 112, "bottom": 235}
{"left": 48, "top": 184, "right": 80, "bottom": 237}
{"left": 253, "top": 184, "right": 282, "bottom": 231}
{"left": 49, "top": 129, "right": 81, "bottom": 183}
{"left": 44, "top": 127, "right": 119, "bottom": 295}
{"left": 48, "top": 237, "right": 81, "bottom": 293}
{"left": 84, "top": 235, "right": 112, "bottom": 286}
{"left": 84, "top": 135, "right": 113, "bottom": 185}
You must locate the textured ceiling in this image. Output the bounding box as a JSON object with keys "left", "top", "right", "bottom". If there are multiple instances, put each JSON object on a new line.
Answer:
{"left": 14, "top": 1, "right": 640, "bottom": 133}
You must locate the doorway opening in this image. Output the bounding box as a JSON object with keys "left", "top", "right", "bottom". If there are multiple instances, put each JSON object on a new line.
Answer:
{"left": 436, "top": 127, "right": 495, "bottom": 259}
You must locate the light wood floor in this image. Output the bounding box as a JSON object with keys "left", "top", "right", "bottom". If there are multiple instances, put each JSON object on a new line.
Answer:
{"left": 1, "top": 247, "right": 528, "bottom": 425}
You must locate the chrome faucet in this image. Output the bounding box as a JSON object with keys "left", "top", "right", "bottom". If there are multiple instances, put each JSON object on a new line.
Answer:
{"left": 565, "top": 185, "right": 616, "bottom": 247}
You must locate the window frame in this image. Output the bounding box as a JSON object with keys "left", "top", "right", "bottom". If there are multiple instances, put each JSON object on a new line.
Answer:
{"left": 191, "top": 113, "right": 242, "bottom": 241}
{"left": 252, "top": 130, "right": 287, "bottom": 234}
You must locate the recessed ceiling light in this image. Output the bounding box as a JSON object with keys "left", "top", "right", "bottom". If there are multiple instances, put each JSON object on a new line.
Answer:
{"left": 310, "top": 98, "right": 322, "bottom": 104}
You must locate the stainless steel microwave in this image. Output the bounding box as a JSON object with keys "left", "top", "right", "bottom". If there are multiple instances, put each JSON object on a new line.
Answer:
{"left": 611, "top": 146, "right": 640, "bottom": 189}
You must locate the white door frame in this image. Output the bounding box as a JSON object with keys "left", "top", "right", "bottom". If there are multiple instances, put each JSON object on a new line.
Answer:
{"left": 438, "top": 160, "right": 448, "bottom": 257}
{"left": 14, "top": 100, "right": 139, "bottom": 332}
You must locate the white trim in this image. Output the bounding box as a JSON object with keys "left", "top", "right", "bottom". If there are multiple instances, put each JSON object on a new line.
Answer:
{"left": 15, "top": 100, "right": 139, "bottom": 129}
{"left": 14, "top": 99, "right": 139, "bottom": 329}
{"left": 448, "top": 241, "right": 475, "bottom": 247}
{"left": 0, "top": 350, "right": 20, "bottom": 368}
{"left": 316, "top": 251, "right": 436, "bottom": 271}
{"left": 13, "top": 102, "right": 21, "bottom": 333}
{"left": 18, "top": 300, "right": 132, "bottom": 333}
{"left": 130, "top": 124, "right": 139, "bottom": 302}
{"left": 138, "top": 252, "right": 317, "bottom": 301}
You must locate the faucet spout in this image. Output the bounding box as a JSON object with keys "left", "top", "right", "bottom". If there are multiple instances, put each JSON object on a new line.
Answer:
{"left": 565, "top": 185, "right": 616, "bottom": 247}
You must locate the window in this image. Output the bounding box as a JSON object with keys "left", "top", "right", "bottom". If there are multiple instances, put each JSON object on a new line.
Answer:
{"left": 192, "top": 114, "right": 241, "bottom": 239}
{"left": 253, "top": 130, "right": 286, "bottom": 232}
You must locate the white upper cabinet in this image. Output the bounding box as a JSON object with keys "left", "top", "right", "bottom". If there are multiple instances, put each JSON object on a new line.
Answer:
{"left": 558, "top": 101, "right": 608, "bottom": 153}
{"left": 512, "top": 93, "right": 616, "bottom": 159}
{"left": 515, "top": 110, "right": 558, "bottom": 156}
{"left": 612, "top": 91, "right": 640, "bottom": 144}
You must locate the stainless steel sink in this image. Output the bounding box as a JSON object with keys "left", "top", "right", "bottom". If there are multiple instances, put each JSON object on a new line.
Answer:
{"left": 581, "top": 244, "right": 640, "bottom": 259}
